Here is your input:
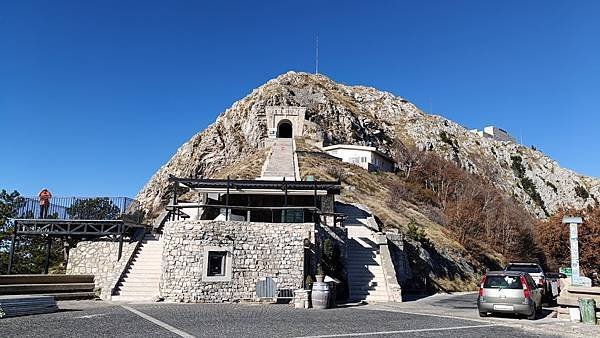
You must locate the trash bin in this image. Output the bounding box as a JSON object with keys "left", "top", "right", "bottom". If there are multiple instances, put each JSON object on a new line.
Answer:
{"left": 578, "top": 298, "right": 597, "bottom": 325}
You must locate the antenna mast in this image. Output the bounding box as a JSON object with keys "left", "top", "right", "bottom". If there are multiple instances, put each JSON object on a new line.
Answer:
{"left": 315, "top": 35, "right": 319, "bottom": 74}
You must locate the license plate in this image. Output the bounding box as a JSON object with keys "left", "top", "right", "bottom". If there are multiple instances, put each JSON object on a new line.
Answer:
{"left": 493, "top": 305, "right": 514, "bottom": 311}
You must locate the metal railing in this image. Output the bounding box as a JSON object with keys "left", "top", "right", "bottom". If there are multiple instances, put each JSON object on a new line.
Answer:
{"left": 15, "top": 197, "right": 143, "bottom": 223}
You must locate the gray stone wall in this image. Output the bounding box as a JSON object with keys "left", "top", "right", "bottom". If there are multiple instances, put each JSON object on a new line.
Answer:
{"left": 66, "top": 240, "right": 137, "bottom": 294}
{"left": 161, "top": 220, "right": 314, "bottom": 302}
{"left": 386, "top": 233, "right": 411, "bottom": 283}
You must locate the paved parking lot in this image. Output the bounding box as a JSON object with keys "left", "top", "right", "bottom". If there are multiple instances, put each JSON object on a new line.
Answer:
{"left": 0, "top": 296, "right": 574, "bottom": 338}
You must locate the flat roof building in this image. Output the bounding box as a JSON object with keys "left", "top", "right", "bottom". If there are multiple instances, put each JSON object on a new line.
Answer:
{"left": 322, "top": 144, "right": 395, "bottom": 172}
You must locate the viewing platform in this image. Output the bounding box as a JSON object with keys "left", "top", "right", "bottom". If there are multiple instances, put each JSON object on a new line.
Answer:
{"left": 7, "top": 197, "right": 145, "bottom": 274}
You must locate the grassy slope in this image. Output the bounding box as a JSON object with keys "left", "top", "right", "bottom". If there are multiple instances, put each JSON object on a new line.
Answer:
{"left": 212, "top": 147, "right": 271, "bottom": 179}
{"left": 296, "top": 138, "right": 503, "bottom": 291}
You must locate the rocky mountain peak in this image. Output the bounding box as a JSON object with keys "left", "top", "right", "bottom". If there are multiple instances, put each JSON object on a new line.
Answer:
{"left": 136, "top": 71, "right": 599, "bottom": 219}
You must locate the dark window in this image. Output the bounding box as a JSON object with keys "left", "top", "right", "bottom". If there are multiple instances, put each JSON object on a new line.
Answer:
{"left": 506, "top": 265, "right": 542, "bottom": 274}
{"left": 207, "top": 251, "right": 227, "bottom": 276}
{"left": 484, "top": 275, "right": 522, "bottom": 289}
{"left": 282, "top": 209, "right": 304, "bottom": 223}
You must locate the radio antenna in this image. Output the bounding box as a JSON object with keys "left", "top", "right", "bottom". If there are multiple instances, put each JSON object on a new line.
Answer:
{"left": 315, "top": 35, "right": 319, "bottom": 74}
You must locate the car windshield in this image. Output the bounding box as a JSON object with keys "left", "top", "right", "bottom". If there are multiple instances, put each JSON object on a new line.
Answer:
{"left": 484, "top": 275, "right": 523, "bottom": 289}
{"left": 506, "top": 265, "right": 542, "bottom": 273}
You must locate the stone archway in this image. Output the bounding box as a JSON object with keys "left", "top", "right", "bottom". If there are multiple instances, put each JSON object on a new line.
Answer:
{"left": 277, "top": 120, "right": 293, "bottom": 138}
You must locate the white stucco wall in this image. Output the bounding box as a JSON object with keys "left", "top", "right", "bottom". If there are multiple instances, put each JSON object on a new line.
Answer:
{"left": 324, "top": 146, "right": 394, "bottom": 172}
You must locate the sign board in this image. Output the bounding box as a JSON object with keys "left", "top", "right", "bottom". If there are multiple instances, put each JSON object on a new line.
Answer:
{"left": 559, "top": 267, "right": 572, "bottom": 277}
{"left": 268, "top": 128, "right": 277, "bottom": 138}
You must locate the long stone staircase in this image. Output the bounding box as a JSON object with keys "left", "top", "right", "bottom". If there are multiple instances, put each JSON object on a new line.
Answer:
{"left": 111, "top": 234, "right": 163, "bottom": 302}
{"left": 339, "top": 204, "right": 390, "bottom": 303}
{"left": 260, "top": 138, "right": 297, "bottom": 180}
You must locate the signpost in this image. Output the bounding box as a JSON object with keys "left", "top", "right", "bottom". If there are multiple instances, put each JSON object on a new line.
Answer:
{"left": 562, "top": 216, "right": 583, "bottom": 286}
{"left": 559, "top": 267, "right": 572, "bottom": 277}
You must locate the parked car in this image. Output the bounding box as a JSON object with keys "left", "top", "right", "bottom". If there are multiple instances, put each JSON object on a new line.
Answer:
{"left": 477, "top": 271, "right": 543, "bottom": 320}
{"left": 504, "top": 262, "right": 551, "bottom": 300}
{"left": 545, "top": 272, "right": 567, "bottom": 299}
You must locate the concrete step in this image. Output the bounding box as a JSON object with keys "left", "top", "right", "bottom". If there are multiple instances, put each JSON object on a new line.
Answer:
{"left": 122, "top": 276, "right": 160, "bottom": 282}
{"left": 118, "top": 282, "right": 159, "bottom": 288}
{"left": 111, "top": 296, "right": 157, "bottom": 302}
{"left": 118, "top": 288, "right": 159, "bottom": 294}
{"left": 347, "top": 278, "right": 386, "bottom": 284}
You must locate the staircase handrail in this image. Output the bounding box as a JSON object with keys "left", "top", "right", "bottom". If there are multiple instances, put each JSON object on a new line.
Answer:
{"left": 105, "top": 228, "right": 146, "bottom": 300}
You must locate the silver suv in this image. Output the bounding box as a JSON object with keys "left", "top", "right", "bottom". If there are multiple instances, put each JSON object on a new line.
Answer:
{"left": 477, "top": 271, "right": 543, "bottom": 319}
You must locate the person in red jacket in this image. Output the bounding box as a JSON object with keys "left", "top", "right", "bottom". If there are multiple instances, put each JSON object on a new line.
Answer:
{"left": 38, "top": 188, "right": 52, "bottom": 218}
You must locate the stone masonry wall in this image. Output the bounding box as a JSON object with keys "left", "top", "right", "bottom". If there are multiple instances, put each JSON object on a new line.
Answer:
{"left": 161, "top": 220, "right": 314, "bottom": 302}
{"left": 386, "top": 233, "right": 411, "bottom": 284}
{"left": 66, "top": 240, "right": 137, "bottom": 294}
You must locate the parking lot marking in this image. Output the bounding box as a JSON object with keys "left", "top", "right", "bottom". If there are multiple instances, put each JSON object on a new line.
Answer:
{"left": 362, "top": 305, "right": 494, "bottom": 324}
{"left": 122, "top": 305, "right": 195, "bottom": 338}
{"left": 293, "top": 324, "right": 498, "bottom": 337}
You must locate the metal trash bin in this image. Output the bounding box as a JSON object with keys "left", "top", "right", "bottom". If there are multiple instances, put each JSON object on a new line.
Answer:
{"left": 578, "top": 298, "right": 597, "bottom": 325}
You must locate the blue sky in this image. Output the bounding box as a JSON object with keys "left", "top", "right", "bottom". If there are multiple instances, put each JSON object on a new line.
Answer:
{"left": 1, "top": 1, "right": 599, "bottom": 198}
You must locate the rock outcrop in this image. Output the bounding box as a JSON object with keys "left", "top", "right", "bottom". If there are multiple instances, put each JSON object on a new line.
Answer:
{"left": 136, "top": 71, "right": 599, "bottom": 219}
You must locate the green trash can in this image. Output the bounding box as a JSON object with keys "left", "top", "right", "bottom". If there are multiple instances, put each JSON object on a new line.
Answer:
{"left": 578, "top": 298, "right": 597, "bottom": 325}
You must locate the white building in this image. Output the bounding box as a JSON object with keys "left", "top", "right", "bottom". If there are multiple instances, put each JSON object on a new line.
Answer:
{"left": 470, "top": 126, "right": 515, "bottom": 143}
{"left": 322, "top": 144, "right": 395, "bottom": 172}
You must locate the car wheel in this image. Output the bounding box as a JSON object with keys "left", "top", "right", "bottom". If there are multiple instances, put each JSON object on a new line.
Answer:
{"left": 527, "top": 304, "right": 537, "bottom": 320}
{"left": 479, "top": 311, "right": 488, "bottom": 317}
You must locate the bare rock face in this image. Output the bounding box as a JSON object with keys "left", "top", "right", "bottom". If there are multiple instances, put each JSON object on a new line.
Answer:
{"left": 136, "top": 71, "right": 599, "bottom": 219}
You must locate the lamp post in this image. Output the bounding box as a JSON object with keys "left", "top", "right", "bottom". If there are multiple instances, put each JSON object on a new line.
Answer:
{"left": 562, "top": 216, "right": 583, "bottom": 286}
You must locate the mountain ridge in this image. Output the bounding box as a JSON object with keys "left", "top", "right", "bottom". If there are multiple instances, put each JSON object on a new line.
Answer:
{"left": 136, "top": 71, "right": 600, "bottom": 219}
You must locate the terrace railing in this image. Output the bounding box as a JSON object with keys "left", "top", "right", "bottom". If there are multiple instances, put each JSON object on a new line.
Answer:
{"left": 15, "top": 196, "right": 143, "bottom": 224}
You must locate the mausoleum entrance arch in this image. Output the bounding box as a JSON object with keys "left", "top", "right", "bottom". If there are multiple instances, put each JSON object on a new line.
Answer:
{"left": 277, "top": 120, "right": 293, "bottom": 138}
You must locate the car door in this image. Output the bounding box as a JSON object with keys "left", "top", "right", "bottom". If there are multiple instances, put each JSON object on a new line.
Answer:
{"left": 526, "top": 274, "right": 542, "bottom": 306}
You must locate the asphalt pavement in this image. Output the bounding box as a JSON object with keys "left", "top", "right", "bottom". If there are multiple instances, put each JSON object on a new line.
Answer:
{"left": 0, "top": 296, "right": 568, "bottom": 338}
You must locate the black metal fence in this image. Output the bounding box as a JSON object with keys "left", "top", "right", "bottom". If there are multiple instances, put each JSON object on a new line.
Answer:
{"left": 15, "top": 197, "right": 142, "bottom": 223}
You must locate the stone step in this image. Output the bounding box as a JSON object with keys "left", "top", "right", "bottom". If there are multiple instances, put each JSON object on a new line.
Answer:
{"left": 118, "top": 287, "right": 159, "bottom": 293}
{"left": 347, "top": 277, "right": 385, "bottom": 283}
{"left": 122, "top": 275, "right": 160, "bottom": 280}
{"left": 130, "top": 259, "right": 162, "bottom": 264}
{"left": 349, "top": 280, "right": 386, "bottom": 286}
{"left": 111, "top": 296, "right": 157, "bottom": 302}
{"left": 122, "top": 276, "right": 160, "bottom": 282}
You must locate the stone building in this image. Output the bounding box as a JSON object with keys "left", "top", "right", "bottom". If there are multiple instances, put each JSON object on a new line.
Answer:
{"left": 265, "top": 106, "right": 306, "bottom": 139}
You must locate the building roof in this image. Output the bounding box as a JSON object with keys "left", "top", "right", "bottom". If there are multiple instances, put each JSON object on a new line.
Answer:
{"left": 169, "top": 176, "right": 341, "bottom": 195}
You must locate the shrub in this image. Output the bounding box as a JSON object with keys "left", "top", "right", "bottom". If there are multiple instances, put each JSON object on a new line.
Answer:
{"left": 325, "top": 165, "right": 349, "bottom": 181}
{"left": 406, "top": 220, "right": 432, "bottom": 248}
{"left": 575, "top": 185, "right": 589, "bottom": 200}
{"left": 510, "top": 155, "right": 526, "bottom": 178}
{"left": 545, "top": 181, "right": 558, "bottom": 194}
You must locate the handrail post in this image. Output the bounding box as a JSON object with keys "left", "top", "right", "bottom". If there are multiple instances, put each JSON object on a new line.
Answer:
{"left": 7, "top": 223, "right": 18, "bottom": 274}
{"left": 313, "top": 180, "right": 317, "bottom": 223}
{"left": 283, "top": 177, "right": 287, "bottom": 222}
{"left": 226, "top": 176, "right": 230, "bottom": 221}
{"left": 43, "top": 235, "right": 52, "bottom": 274}
{"left": 117, "top": 223, "right": 124, "bottom": 261}
{"left": 171, "top": 181, "right": 178, "bottom": 221}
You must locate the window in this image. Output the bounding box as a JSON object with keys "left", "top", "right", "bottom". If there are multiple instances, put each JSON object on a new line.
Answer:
{"left": 207, "top": 251, "right": 227, "bottom": 276}
{"left": 282, "top": 209, "right": 304, "bottom": 223}
{"left": 483, "top": 275, "right": 522, "bottom": 289}
{"left": 505, "top": 264, "right": 542, "bottom": 274}
{"left": 202, "top": 246, "right": 233, "bottom": 282}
